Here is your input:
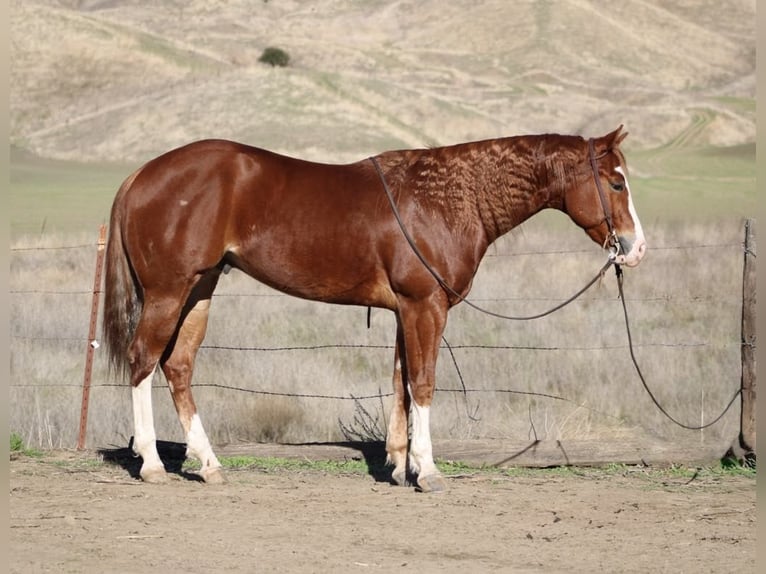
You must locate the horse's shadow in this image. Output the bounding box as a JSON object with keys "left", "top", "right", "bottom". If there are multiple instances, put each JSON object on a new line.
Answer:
{"left": 98, "top": 439, "right": 203, "bottom": 482}
{"left": 97, "top": 439, "right": 394, "bottom": 484}
{"left": 323, "top": 440, "right": 392, "bottom": 483}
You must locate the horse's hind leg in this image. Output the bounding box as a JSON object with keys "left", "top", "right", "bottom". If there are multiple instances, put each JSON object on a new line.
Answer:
{"left": 129, "top": 289, "right": 192, "bottom": 483}
{"left": 132, "top": 365, "right": 165, "bottom": 482}
{"left": 160, "top": 271, "right": 224, "bottom": 484}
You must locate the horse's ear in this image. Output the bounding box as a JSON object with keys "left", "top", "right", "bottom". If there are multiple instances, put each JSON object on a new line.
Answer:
{"left": 604, "top": 125, "right": 628, "bottom": 148}
{"left": 594, "top": 125, "right": 628, "bottom": 154}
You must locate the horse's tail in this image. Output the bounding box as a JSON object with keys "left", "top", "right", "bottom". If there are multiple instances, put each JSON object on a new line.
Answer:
{"left": 102, "top": 170, "right": 143, "bottom": 381}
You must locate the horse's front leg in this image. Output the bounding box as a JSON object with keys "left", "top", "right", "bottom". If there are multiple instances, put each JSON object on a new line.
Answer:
{"left": 396, "top": 293, "right": 449, "bottom": 493}
{"left": 386, "top": 326, "right": 410, "bottom": 486}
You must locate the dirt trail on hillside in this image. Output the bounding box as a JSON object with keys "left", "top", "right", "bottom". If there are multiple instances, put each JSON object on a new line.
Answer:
{"left": 9, "top": 450, "right": 755, "bottom": 573}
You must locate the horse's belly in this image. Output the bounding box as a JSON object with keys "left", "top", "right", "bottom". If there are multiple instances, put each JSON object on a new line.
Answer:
{"left": 226, "top": 244, "right": 397, "bottom": 309}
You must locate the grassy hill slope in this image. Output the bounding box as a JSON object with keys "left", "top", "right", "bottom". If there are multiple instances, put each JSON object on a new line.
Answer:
{"left": 9, "top": 0, "right": 756, "bottom": 235}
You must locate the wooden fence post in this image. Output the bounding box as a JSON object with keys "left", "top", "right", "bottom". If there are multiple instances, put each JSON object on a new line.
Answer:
{"left": 77, "top": 224, "right": 107, "bottom": 450}
{"left": 737, "top": 219, "right": 756, "bottom": 464}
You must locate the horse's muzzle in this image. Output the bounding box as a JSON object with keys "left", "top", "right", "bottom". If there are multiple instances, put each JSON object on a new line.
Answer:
{"left": 614, "top": 235, "right": 647, "bottom": 267}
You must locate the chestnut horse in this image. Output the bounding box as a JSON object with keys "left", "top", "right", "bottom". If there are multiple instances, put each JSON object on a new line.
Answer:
{"left": 103, "top": 126, "right": 646, "bottom": 491}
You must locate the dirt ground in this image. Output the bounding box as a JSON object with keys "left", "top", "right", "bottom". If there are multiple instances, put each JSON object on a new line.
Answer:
{"left": 9, "top": 448, "right": 755, "bottom": 574}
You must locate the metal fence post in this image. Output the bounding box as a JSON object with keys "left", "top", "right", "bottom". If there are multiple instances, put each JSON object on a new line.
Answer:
{"left": 738, "top": 218, "right": 756, "bottom": 464}
{"left": 77, "top": 224, "right": 107, "bottom": 450}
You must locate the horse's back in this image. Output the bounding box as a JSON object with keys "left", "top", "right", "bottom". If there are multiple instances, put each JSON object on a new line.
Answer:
{"left": 112, "top": 140, "right": 401, "bottom": 306}
{"left": 121, "top": 138, "right": 376, "bottom": 216}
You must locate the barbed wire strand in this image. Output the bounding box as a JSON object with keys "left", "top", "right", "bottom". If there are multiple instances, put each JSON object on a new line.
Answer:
{"left": 10, "top": 334, "right": 726, "bottom": 351}
{"left": 10, "top": 241, "right": 741, "bottom": 254}
{"left": 9, "top": 236, "right": 748, "bottom": 436}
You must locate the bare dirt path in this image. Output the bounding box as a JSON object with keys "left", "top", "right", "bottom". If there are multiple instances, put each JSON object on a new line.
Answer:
{"left": 10, "top": 450, "right": 755, "bottom": 573}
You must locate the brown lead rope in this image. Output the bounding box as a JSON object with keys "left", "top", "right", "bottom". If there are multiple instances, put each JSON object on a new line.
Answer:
{"left": 613, "top": 265, "right": 742, "bottom": 430}
{"left": 371, "top": 155, "right": 741, "bottom": 432}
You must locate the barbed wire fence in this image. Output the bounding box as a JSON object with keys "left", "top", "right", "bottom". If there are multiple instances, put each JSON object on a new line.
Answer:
{"left": 9, "top": 224, "right": 752, "bottom": 453}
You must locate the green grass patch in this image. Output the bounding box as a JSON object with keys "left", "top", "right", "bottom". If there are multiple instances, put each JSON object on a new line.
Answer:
{"left": 183, "top": 455, "right": 381, "bottom": 475}
{"left": 178, "top": 454, "right": 755, "bottom": 483}
{"left": 9, "top": 147, "right": 133, "bottom": 238}
{"left": 711, "top": 96, "right": 756, "bottom": 114}
{"left": 10, "top": 447, "right": 755, "bottom": 484}
{"left": 9, "top": 433, "right": 44, "bottom": 458}
{"left": 10, "top": 433, "right": 23, "bottom": 452}
{"left": 629, "top": 143, "right": 755, "bottom": 220}
{"left": 632, "top": 142, "right": 755, "bottom": 179}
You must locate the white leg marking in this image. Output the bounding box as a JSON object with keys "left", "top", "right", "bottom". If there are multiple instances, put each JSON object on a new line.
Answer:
{"left": 408, "top": 401, "right": 438, "bottom": 478}
{"left": 386, "top": 358, "right": 408, "bottom": 483}
{"left": 186, "top": 413, "right": 222, "bottom": 473}
{"left": 132, "top": 368, "right": 165, "bottom": 477}
{"left": 386, "top": 404, "right": 409, "bottom": 485}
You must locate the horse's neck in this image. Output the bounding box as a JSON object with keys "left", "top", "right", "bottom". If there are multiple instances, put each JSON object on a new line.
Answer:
{"left": 466, "top": 138, "right": 569, "bottom": 244}
{"left": 385, "top": 137, "right": 575, "bottom": 244}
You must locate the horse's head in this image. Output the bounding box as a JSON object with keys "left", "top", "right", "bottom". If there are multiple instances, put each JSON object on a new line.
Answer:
{"left": 564, "top": 126, "right": 647, "bottom": 267}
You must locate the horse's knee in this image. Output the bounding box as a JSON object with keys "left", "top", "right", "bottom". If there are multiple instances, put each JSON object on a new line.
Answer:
{"left": 408, "top": 381, "right": 435, "bottom": 407}
{"left": 161, "top": 358, "right": 192, "bottom": 388}
{"left": 127, "top": 335, "right": 165, "bottom": 386}
{"left": 128, "top": 356, "right": 157, "bottom": 387}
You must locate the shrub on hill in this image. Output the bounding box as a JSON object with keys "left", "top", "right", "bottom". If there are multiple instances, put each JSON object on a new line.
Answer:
{"left": 258, "top": 46, "right": 290, "bottom": 67}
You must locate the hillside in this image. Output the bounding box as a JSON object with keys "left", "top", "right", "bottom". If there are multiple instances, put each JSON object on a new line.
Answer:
{"left": 10, "top": 0, "right": 756, "bottom": 165}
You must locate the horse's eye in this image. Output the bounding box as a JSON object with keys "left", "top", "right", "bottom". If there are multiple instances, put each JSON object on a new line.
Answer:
{"left": 609, "top": 181, "right": 624, "bottom": 192}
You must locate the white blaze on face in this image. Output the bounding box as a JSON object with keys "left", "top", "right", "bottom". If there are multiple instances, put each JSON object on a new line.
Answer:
{"left": 614, "top": 166, "right": 647, "bottom": 266}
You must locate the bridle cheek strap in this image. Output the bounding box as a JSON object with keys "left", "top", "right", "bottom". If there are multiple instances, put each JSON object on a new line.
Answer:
{"left": 587, "top": 138, "right": 620, "bottom": 257}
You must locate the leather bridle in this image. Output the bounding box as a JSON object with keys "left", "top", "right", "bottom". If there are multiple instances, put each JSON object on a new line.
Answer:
{"left": 587, "top": 138, "right": 620, "bottom": 259}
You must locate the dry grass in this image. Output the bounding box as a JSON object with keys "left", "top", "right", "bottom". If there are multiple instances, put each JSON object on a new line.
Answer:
{"left": 9, "top": 218, "right": 747, "bottom": 451}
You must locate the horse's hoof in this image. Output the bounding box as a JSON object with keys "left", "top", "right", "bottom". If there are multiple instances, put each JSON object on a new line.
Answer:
{"left": 140, "top": 466, "right": 169, "bottom": 484}
{"left": 200, "top": 466, "right": 227, "bottom": 484}
{"left": 417, "top": 473, "right": 448, "bottom": 493}
{"left": 391, "top": 468, "right": 409, "bottom": 487}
